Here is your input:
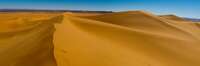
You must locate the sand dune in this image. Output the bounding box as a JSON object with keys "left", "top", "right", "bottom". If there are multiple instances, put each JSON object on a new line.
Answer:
{"left": 0, "top": 13, "right": 62, "bottom": 66}
{"left": 0, "top": 11, "right": 200, "bottom": 66}
{"left": 160, "top": 15, "right": 188, "bottom": 22}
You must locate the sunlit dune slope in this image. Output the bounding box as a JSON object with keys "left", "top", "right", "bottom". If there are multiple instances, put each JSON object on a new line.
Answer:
{"left": 54, "top": 11, "right": 200, "bottom": 66}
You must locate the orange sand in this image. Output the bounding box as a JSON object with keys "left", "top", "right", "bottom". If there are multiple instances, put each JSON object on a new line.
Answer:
{"left": 1, "top": 11, "right": 200, "bottom": 66}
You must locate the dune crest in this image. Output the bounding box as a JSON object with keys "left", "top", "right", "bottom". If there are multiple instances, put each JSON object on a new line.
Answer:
{"left": 0, "top": 11, "right": 200, "bottom": 66}
{"left": 0, "top": 13, "right": 62, "bottom": 66}
{"left": 160, "top": 15, "right": 188, "bottom": 22}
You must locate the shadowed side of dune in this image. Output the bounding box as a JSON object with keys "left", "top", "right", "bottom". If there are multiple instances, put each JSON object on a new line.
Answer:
{"left": 159, "top": 15, "right": 188, "bottom": 22}
{"left": 0, "top": 13, "right": 63, "bottom": 66}
{"left": 77, "top": 11, "right": 199, "bottom": 40}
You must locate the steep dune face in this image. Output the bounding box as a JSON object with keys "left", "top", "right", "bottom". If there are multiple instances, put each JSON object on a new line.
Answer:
{"left": 159, "top": 15, "right": 200, "bottom": 39}
{"left": 0, "top": 13, "right": 63, "bottom": 66}
{"left": 54, "top": 11, "right": 200, "bottom": 66}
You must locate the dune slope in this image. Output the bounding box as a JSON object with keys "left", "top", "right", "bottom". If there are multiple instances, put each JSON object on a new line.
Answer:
{"left": 1, "top": 11, "right": 200, "bottom": 66}
{"left": 160, "top": 15, "right": 188, "bottom": 22}
{"left": 54, "top": 11, "right": 200, "bottom": 66}
{"left": 0, "top": 13, "right": 62, "bottom": 66}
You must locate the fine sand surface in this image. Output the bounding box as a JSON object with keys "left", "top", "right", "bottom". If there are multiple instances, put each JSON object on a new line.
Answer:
{"left": 0, "top": 11, "right": 200, "bottom": 66}
{"left": 0, "top": 12, "right": 63, "bottom": 66}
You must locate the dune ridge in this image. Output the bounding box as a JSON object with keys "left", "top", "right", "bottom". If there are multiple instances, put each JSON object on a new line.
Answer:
{"left": 160, "top": 15, "right": 188, "bottom": 22}
{"left": 54, "top": 11, "right": 200, "bottom": 66}
{"left": 0, "top": 11, "right": 200, "bottom": 66}
{"left": 0, "top": 13, "right": 63, "bottom": 66}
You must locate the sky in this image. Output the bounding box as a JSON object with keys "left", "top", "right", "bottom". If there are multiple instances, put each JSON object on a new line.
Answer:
{"left": 0, "top": 0, "right": 199, "bottom": 18}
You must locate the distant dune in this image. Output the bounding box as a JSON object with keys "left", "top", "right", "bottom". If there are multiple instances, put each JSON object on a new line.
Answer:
{"left": 184, "top": 18, "right": 200, "bottom": 22}
{"left": 159, "top": 15, "right": 189, "bottom": 21}
{"left": 0, "top": 9, "right": 198, "bottom": 21}
{"left": 0, "top": 11, "right": 200, "bottom": 66}
{"left": 0, "top": 9, "right": 113, "bottom": 13}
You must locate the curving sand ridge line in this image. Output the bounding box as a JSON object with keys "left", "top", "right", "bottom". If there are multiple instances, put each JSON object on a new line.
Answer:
{"left": 159, "top": 15, "right": 200, "bottom": 39}
{"left": 0, "top": 11, "right": 200, "bottom": 66}
{"left": 68, "top": 12, "right": 195, "bottom": 41}
{"left": 0, "top": 12, "right": 63, "bottom": 33}
{"left": 76, "top": 11, "right": 200, "bottom": 40}
{"left": 160, "top": 15, "right": 188, "bottom": 22}
{"left": 54, "top": 11, "right": 200, "bottom": 66}
{"left": 0, "top": 13, "right": 63, "bottom": 66}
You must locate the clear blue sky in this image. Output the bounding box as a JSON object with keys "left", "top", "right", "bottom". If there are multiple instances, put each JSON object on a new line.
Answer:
{"left": 0, "top": 0, "right": 199, "bottom": 18}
